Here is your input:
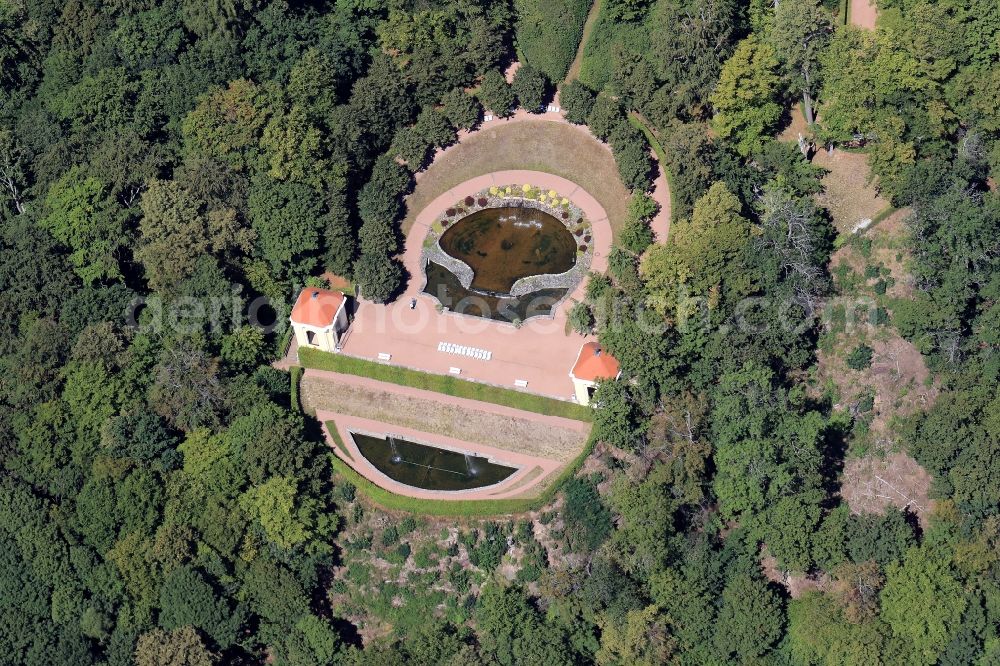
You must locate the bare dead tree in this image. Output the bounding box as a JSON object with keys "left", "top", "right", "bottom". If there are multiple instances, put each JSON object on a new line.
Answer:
{"left": 0, "top": 128, "right": 27, "bottom": 214}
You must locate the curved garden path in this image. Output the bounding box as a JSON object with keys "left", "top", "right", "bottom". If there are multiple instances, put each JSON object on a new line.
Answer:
{"left": 405, "top": 105, "right": 671, "bottom": 243}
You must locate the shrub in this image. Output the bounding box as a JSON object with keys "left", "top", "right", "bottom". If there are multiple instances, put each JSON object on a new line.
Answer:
{"left": 516, "top": 563, "right": 542, "bottom": 583}
{"left": 469, "top": 522, "right": 508, "bottom": 572}
{"left": 870, "top": 306, "right": 890, "bottom": 326}
{"left": 561, "top": 477, "right": 611, "bottom": 553}
{"left": 587, "top": 95, "right": 624, "bottom": 141}
{"left": 568, "top": 301, "right": 594, "bottom": 334}
{"left": 514, "top": 520, "right": 534, "bottom": 543}
{"left": 439, "top": 87, "right": 481, "bottom": 130}
{"left": 477, "top": 70, "right": 515, "bottom": 117}
{"left": 511, "top": 64, "right": 548, "bottom": 111}
{"left": 381, "top": 525, "right": 399, "bottom": 546}
{"left": 846, "top": 344, "right": 874, "bottom": 370}
{"left": 413, "top": 546, "right": 435, "bottom": 568}
{"left": 458, "top": 530, "right": 478, "bottom": 550}
{"left": 400, "top": 517, "right": 417, "bottom": 534}
{"left": 560, "top": 80, "right": 596, "bottom": 124}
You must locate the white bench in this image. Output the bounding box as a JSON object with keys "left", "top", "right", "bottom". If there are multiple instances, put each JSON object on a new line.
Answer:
{"left": 449, "top": 367, "right": 461, "bottom": 375}
{"left": 514, "top": 379, "right": 528, "bottom": 388}
{"left": 377, "top": 352, "right": 391, "bottom": 361}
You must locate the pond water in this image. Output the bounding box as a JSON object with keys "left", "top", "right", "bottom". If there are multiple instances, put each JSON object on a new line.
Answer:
{"left": 352, "top": 432, "right": 517, "bottom": 492}
{"left": 423, "top": 261, "right": 568, "bottom": 322}
{"left": 438, "top": 206, "right": 576, "bottom": 294}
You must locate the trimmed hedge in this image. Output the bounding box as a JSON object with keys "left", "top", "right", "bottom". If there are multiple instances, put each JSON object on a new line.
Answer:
{"left": 578, "top": 8, "right": 649, "bottom": 91}
{"left": 514, "top": 0, "right": 591, "bottom": 82}
{"left": 327, "top": 423, "right": 596, "bottom": 516}
{"left": 298, "top": 347, "right": 593, "bottom": 422}
{"left": 290, "top": 365, "right": 303, "bottom": 413}
{"left": 627, "top": 112, "right": 674, "bottom": 226}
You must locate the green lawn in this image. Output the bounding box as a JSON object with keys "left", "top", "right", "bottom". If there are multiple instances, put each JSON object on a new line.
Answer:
{"left": 326, "top": 422, "right": 594, "bottom": 517}
{"left": 297, "top": 347, "right": 592, "bottom": 422}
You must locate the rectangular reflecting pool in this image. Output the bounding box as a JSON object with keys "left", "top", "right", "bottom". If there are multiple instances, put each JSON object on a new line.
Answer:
{"left": 351, "top": 432, "right": 517, "bottom": 492}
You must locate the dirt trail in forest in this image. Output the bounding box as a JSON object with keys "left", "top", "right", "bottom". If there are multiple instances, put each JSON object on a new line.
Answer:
{"left": 565, "top": 0, "right": 603, "bottom": 84}
{"left": 850, "top": 0, "right": 878, "bottom": 29}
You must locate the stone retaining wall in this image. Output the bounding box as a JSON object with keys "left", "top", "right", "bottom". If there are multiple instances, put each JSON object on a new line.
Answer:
{"left": 422, "top": 185, "right": 593, "bottom": 298}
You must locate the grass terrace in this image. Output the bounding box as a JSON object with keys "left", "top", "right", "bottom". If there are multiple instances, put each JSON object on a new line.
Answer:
{"left": 297, "top": 347, "right": 593, "bottom": 422}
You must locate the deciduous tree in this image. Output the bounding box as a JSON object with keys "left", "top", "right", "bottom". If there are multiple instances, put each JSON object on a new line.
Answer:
{"left": 477, "top": 70, "right": 515, "bottom": 117}
{"left": 40, "top": 168, "right": 127, "bottom": 285}
{"left": 137, "top": 180, "right": 251, "bottom": 293}
{"left": 134, "top": 626, "right": 216, "bottom": 666}
{"left": 511, "top": 63, "right": 547, "bottom": 112}
{"left": 711, "top": 35, "right": 782, "bottom": 156}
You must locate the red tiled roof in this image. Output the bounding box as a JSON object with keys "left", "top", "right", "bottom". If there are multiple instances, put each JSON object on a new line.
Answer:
{"left": 571, "top": 342, "right": 620, "bottom": 382}
{"left": 290, "top": 288, "right": 345, "bottom": 328}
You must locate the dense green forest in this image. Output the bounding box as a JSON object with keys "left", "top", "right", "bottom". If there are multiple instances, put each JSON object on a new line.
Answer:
{"left": 1, "top": 0, "right": 999, "bottom": 664}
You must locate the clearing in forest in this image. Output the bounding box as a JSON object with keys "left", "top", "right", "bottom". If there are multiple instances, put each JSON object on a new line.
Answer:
{"left": 814, "top": 148, "right": 890, "bottom": 234}
{"left": 849, "top": 0, "right": 878, "bottom": 29}
{"left": 814, "top": 209, "right": 937, "bottom": 520}
{"left": 778, "top": 107, "right": 890, "bottom": 234}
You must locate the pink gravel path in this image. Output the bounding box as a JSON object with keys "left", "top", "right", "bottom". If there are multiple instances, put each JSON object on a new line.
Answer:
{"left": 319, "top": 408, "right": 568, "bottom": 501}
{"left": 850, "top": 0, "right": 878, "bottom": 29}
{"left": 340, "top": 169, "right": 611, "bottom": 399}
{"left": 649, "top": 151, "right": 671, "bottom": 242}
